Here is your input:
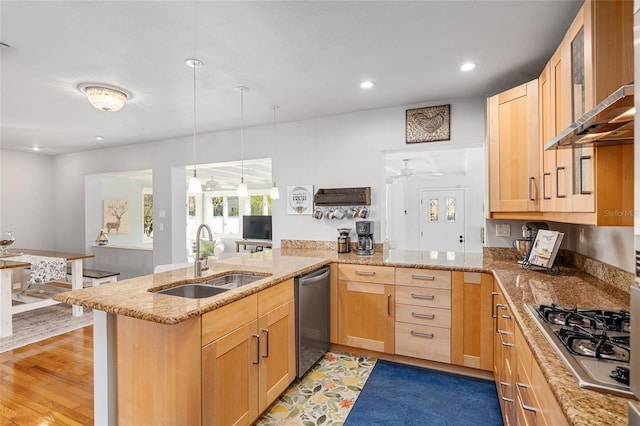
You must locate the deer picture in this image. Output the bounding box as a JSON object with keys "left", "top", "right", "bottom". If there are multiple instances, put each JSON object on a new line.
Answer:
{"left": 104, "top": 200, "right": 129, "bottom": 234}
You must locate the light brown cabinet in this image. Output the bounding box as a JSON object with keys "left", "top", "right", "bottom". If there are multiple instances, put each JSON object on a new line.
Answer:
{"left": 117, "top": 279, "right": 295, "bottom": 426}
{"left": 488, "top": 79, "right": 540, "bottom": 213}
{"left": 451, "top": 271, "right": 494, "bottom": 371}
{"left": 492, "top": 0, "right": 634, "bottom": 225}
{"left": 514, "top": 324, "right": 568, "bottom": 426}
{"left": 337, "top": 264, "right": 395, "bottom": 353}
{"left": 395, "top": 268, "right": 452, "bottom": 363}
{"left": 493, "top": 284, "right": 516, "bottom": 426}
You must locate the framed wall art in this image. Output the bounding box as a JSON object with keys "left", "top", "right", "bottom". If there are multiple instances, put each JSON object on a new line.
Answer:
{"left": 103, "top": 199, "right": 130, "bottom": 234}
{"left": 287, "top": 185, "right": 313, "bottom": 215}
{"left": 406, "top": 104, "right": 450, "bottom": 143}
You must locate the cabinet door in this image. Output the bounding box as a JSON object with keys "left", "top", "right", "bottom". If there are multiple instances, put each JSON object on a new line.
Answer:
{"left": 451, "top": 272, "right": 494, "bottom": 371}
{"left": 488, "top": 79, "right": 540, "bottom": 212}
{"left": 202, "top": 320, "right": 259, "bottom": 426}
{"left": 258, "top": 300, "right": 296, "bottom": 413}
{"left": 338, "top": 280, "right": 395, "bottom": 353}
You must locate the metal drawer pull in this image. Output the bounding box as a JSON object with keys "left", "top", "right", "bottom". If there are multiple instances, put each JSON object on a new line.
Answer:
{"left": 516, "top": 382, "right": 538, "bottom": 412}
{"left": 579, "top": 155, "right": 593, "bottom": 195}
{"left": 491, "top": 292, "right": 499, "bottom": 319}
{"left": 497, "top": 330, "right": 514, "bottom": 347}
{"left": 542, "top": 172, "right": 551, "bottom": 200}
{"left": 412, "top": 312, "right": 435, "bottom": 319}
{"left": 556, "top": 166, "right": 566, "bottom": 198}
{"left": 252, "top": 334, "right": 261, "bottom": 364}
{"left": 411, "top": 274, "right": 435, "bottom": 281}
{"left": 387, "top": 294, "right": 392, "bottom": 316}
{"left": 355, "top": 271, "right": 376, "bottom": 276}
{"left": 410, "top": 330, "right": 434, "bottom": 339}
{"left": 261, "top": 328, "right": 269, "bottom": 358}
{"left": 499, "top": 382, "right": 514, "bottom": 402}
{"left": 411, "top": 293, "right": 435, "bottom": 300}
{"left": 528, "top": 176, "right": 535, "bottom": 201}
{"left": 495, "top": 303, "right": 506, "bottom": 329}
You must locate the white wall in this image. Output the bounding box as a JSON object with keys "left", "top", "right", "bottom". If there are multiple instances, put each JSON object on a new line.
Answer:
{"left": 0, "top": 149, "right": 55, "bottom": 250}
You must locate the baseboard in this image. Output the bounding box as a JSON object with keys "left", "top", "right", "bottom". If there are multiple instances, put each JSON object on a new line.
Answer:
{"left": 330, "top": 344, "right": 494, "bottom": 381}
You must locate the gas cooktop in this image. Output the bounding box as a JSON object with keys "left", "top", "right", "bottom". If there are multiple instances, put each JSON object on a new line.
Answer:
{"left": 525, "top": 303, "right": 633, "bottom": 398}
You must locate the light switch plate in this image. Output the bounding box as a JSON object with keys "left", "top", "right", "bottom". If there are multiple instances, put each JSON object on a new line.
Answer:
{"left": 496, "top": 224, "right": 511, "bottom": 237}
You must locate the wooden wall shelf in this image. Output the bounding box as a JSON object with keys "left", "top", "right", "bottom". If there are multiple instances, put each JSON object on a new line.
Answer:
{"left": 314, "top": 187, "right": 371, "bottom": 206}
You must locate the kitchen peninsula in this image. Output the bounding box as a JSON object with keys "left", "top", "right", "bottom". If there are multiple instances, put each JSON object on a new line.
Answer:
{"left": 54, "top": 245, "right": 632, "bottom": 425}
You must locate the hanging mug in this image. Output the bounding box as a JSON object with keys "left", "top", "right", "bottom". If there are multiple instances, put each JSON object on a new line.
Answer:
{"left": 313, "top": 207, "right": 323, "bottom": 220}
{"left": 334, "top": 207, "right": 346, "bottom": 220}
{"left": 358, "top": 206, "right": 369, "bottom": 218}
{"left": 327, "top": 208, "right": 336, "bottom": 220}
{"left": 347, "top": 207, "right": 358, "bottom": 219}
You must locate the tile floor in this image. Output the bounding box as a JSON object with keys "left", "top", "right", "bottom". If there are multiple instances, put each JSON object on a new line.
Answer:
{"left": 255, "top": 351, "right": 376, "bottom": 425}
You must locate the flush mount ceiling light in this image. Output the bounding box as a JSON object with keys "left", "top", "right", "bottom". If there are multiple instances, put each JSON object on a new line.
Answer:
{"left": 236, "top": 86, "right": 249, "bottom": 198}
{"left": 186, "top": 58, "right": 204, "bottom": 194}
{"left": 77, "top": 83, "right": 131, "bottom": 112}
{"left": 460, "top": 62, "right": 477, "bottom": 72}
{"left": 360, "top": 81, "right": 375, "bottom": 89}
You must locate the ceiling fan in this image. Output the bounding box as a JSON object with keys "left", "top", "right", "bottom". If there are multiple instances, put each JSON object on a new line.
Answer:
{"left": 388, "top": 159, "right": 443, "bottom": 183}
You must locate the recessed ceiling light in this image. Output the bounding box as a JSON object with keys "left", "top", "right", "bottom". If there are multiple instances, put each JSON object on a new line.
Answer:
{"left": 96, "top": 136, "right": 104, "bottom": 141}
{"left": 32, "top": 146, "right": 40, "bottom": 151}
{"left": 360, "top": 81, "right": 375, "bottom": 89}
{"left": 460, "top": 62, "right": 477, "bottom": 72}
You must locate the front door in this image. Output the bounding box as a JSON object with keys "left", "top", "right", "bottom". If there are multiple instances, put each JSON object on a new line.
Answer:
{"left": 419, "top": 189, "right": 465, "bottom": 252}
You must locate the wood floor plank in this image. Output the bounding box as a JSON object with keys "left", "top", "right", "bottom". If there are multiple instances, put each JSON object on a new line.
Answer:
{"left": 0, "top": 326, "right": 94, "bottom": 425}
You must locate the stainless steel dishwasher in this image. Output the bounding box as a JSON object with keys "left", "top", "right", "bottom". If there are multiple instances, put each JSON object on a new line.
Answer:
{"left": 295, "top": 265, "right": 331, "bottom": 377}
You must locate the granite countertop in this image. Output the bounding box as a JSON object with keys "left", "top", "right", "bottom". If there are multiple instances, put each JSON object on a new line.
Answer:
{"left": 54, "top": 246, "right": 632, "bottom": 425}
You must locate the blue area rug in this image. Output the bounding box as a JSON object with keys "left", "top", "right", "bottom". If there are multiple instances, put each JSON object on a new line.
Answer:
{"left": 345, "top": 359, "right": 503, "bottom": 426}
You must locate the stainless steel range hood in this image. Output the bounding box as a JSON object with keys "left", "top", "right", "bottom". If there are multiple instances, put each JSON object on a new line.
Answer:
{"left": 544, "top": 84, "right": 634, "bottom": 150}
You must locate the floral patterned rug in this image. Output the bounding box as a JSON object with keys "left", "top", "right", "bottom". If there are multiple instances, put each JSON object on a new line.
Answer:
{"left": 255, "top": 351, "right": 376, "bottom": 425}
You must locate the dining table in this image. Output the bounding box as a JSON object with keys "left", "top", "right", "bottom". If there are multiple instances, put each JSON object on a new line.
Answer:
{"left": 0, "top": 248, "right": 94, "bottom": 337}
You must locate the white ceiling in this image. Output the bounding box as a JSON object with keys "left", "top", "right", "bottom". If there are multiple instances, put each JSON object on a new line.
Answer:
{"left": 0, "top": 1, "right": 582, "bottom": 156}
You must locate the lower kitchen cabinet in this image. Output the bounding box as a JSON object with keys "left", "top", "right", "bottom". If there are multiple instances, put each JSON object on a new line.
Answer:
{"left": 451, "top": 272, "right": 494, "bottom": 371}
{"left": 337, "top": 264, "right": 395, "bottom": 353}
{"left": 394, "top": 268, "right": 452, "bottom": 363}
{"left": 116, "top": 279, "right": 295, "bottom": 426}
{"left": 514, "top": 325, "right": 567, "bottom": 426}
{"left": 493, "top": 284, "right": 516, "bottom": 426}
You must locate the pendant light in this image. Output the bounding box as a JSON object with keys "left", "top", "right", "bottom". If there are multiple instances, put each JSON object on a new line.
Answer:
{"left": 269, "top": 105, "right": 280, "bottom": 200}
{"left": 236, "top": 86, "right": 249, "bottom": 197}
{"left": 186, "top": 58, "right": 204, "bottom": 194}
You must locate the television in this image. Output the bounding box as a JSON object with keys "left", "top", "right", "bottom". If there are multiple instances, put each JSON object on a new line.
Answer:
{"left": 242, "top": 215, "right": 272, "bottom": 240}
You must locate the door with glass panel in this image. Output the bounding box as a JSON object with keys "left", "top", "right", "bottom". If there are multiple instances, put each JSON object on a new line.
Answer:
{"left": 419, "top": 189, "right": 465, "bottom": 252}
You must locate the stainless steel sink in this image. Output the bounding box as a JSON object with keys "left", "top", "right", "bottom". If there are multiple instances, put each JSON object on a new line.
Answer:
{"left": 153, "top": 273, "right": 268, "bottom": 298}
{"left": 203, "top": 273, "right": 266, "bottom": 289}
{"left": 156, "top": 284, "right": 229, "bottom": 299}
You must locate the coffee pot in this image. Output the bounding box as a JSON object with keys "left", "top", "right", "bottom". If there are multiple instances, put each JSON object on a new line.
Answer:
{"left": 337, "top": 228, "right": 351, "bottom": 253}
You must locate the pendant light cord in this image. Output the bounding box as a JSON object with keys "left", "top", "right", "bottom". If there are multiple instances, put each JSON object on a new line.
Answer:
{"left": 192, "top": 62, "right": 197, "bottom": 178}
{"left": 240, "top": 88, "right": 244, "bottom": 182}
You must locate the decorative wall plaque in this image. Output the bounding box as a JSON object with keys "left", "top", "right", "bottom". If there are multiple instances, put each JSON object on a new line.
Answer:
{"left": 287, "top": 185, "right": 313, "bottom": 215}
{"left": 406, "top": 104, "right": 451, "bottom": 143}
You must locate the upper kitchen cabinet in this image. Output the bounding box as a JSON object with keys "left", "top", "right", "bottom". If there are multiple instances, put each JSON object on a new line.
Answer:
{"left": 553, "top": 0, "right": 634, "bottom": 225}
{"left": 488, "top": 80, "right": 540, "bottom": 213}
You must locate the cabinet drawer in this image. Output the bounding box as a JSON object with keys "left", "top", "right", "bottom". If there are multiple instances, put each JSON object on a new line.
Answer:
{"left": 395, "top": 304, "right": 451, "bottom": 329}
{"left": 395, "top": 268, "right": 451, "bottom": 289}
{"left": 395, "top": 286, "right": 451, "bottom": 309}
{"left": 338, "top": 264, "right": 395, "bottom": 284}
{"left": 258, "top": 279, "right": 294, "bottom": 316}
{"left": 395, "top": 322, "right": 451, "bottom": 363}
{"left": 202, "top": 294, "right": 258, "bottom": 346}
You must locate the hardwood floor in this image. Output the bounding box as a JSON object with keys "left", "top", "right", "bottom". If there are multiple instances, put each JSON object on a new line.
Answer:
{"left": 0, "top": 326, "right": 94, "bottom": 425}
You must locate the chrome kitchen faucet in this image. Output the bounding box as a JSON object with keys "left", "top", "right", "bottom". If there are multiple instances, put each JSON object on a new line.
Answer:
{"left": 195, "top": 224, "right": 213, "bottom": 277}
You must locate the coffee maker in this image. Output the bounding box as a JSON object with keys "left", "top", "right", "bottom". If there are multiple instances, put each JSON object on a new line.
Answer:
{"left": 355, "top": 221, "right": 374, "bottom": 255}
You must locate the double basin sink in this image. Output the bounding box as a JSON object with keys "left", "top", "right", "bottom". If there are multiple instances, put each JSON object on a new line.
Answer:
{"left": 153, "top": 273, "right": 269, "bottom": 299}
